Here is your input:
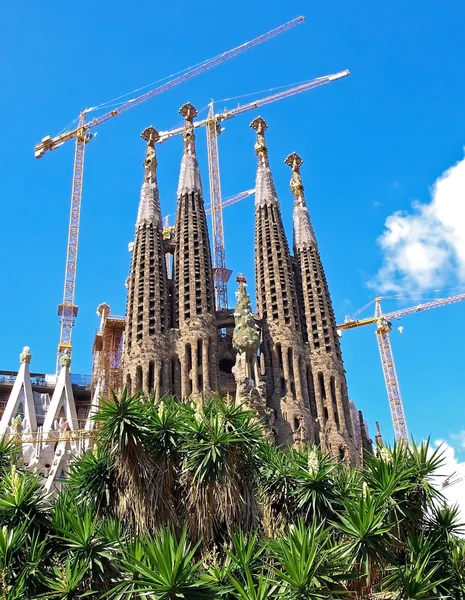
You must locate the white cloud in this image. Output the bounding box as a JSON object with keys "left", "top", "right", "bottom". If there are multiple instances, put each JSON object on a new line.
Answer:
{"left": 433, "top": 439, "right": 465, "bottom": 522}
{"left": 450, "top": 430, "right": 465, "bottom": 451}
{"left": 371, "top": 152, "right": 465, "bottom": 293}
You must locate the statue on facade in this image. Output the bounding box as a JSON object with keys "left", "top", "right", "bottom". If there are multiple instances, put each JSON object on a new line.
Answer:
{"left": 232, "top": 275, "right": 273, "bottom": 439}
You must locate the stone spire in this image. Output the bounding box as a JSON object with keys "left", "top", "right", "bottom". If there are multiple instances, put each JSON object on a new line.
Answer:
{"left": 251, "top": 118, "right": 314, "bottom": 446}
{"left": 286, "top": 153, "right": 357, "bottom": 462}
{"left": 177, "top": 103, "right": 203, "bottom": 196}
{"left": 285, "top": 152, "right": 318, "bottom": 249}
{"left": 136, "top": 126, "right": 162, "bottom": 226}
{"left": 250, "top": 117, "right": 279, "bottom": 209}
{"left": 123, "top": 126, "right": 171, "bottom": 396}
{"left": 173, "top": 103, "right": 217, "bottom": 398}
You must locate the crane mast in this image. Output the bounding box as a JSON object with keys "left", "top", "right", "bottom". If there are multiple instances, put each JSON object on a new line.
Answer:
{"left": 57, "top": 113, "right": 87, "bottom": 370}
{"left": 35, "top": 17, "right": 305, "bottom": 369}
{"left": 206, "top": 103, "right": 230, "bottom": 309}
{"left": 337, "top": 292, "right": 465, "bottom": 442}
{"left": 374, "top": 298, "right": 409, "bottom": 443}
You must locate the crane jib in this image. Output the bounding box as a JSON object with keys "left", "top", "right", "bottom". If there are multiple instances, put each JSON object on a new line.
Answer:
{"left": 82, "top": 16, "right": 306, "bottom": 132}
{"left": 36, "top": 15, "right": 307, "bottom": 371}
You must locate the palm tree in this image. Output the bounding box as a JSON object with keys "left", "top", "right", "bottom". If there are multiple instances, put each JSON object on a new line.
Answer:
{"left": 92, "top": 388, "right": 155, "bottom": 533}
{"left": 335, "top": 487, "right": 393, "bottom": 596}
{"left": 2, "top": 388, "right": 465, "bottom": 599}
{"left": 67, "top": 447, "right": 114, "bottom": 517}
{"left": 179, "top": 397, "right": 263, "bottom": 543}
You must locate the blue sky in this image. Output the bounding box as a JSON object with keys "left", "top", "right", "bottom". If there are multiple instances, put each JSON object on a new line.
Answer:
{"left": 1, "top": 0, "right": 464, "bottom": 450}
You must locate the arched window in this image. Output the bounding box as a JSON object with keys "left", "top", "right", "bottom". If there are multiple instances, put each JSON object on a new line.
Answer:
{"left": 136, "top": 366, "right": 143, "bottom": 391}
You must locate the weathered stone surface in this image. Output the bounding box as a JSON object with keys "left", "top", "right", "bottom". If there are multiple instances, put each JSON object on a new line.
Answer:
{"left": 286, "top": 152, "right": 360, "bottom": 464}
{"left": 116, "top": 114, "right": 370, "bottom": 467}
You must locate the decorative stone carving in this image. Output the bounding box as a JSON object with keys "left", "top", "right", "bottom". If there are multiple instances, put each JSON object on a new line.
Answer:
{"left": 20, "top": 346, "right": 32, "bottom": 364}
{"left": 59, "top": 352, "right": 71, "bottom": 368}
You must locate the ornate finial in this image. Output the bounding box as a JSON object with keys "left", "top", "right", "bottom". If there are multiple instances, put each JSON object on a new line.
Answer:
{"left": 141, "top": 126, "right": 159, "bottom": 181}
{"left": 236, "top": 273, "right": 247, "bottom": 285}
{"left": 250, "top": 116, "right": 268, "bottom": 166}
{"left": 141, "top": 126, "right": 160, "bottom": 146}
{"left": 285, "top": 152, "right": 305, "bottom": 205}
{"left": 179, "top": 103, "right": 198, "bottom": 154}
{"left": 96, "top": 303, "right": 110, "bottom": 319}
{"left": 60, "top": 351, "right": 71, "bottom": 369}
{"left": 20, "top": 346, "right": 31, "bottom": 365}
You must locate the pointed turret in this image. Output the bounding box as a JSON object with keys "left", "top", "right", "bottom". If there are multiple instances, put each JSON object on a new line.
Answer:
{"left": 173, "top": 103, "right": 217, "bottom": 398}
{"left": 136, "top": 126, "right": 162, "bottom": 226}
{"left": 286, "top": 153, "right": 357, "bottom": 462}
{"left": 123, "top": 127, "right": 171, "bottom": 396}
{"left": 251, "top": 118, "right": 314, "bottom": 446}
{"left": 0, "top": 347, "right": 37, "bottom": 435}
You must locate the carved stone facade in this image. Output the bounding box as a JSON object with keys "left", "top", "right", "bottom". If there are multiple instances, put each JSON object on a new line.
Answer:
{"left": 285, "top": 151, "right": 359, "bottom": 462}
{"left": 119, "top": 108, "right": 371, "bottom": 465}
{"left": 122, "top": 126, "right": 171, "bottom": 398}
{"left": 250, "top": 117, "right": 315, "bottom": 448}
{"left": 0, "top": 109, "right": 371, "bottom": 488}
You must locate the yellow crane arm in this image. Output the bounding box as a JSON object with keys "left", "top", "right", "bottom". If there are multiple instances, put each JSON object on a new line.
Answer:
{"left": 337, "top": 291, "right": 465, "bottom": 331}
{"left": 34, "top": 16, "right": 305, "bottom": 159}
{"left": 336, "top": 291, "right": 465, "bottom": 444}
{"left": 157, "top": 70, "right": 350, "bottom": 144}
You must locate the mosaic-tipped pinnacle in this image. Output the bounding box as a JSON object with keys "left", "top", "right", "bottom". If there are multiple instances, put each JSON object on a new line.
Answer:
{"left": 141, "top": 126, "right": 160, "bottom": 144}
{"left": 250, "top": 116, "right": 268, "bottom": 134}
{"left": 179, "top": 102, "right": 198, "bottom": 120}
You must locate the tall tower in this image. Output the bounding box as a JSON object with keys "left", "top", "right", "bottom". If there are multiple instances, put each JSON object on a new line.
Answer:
{"left": 251, "top": 117, "right": 314, "bottom": 445}
{"left": 285, "top": 152, "right": 356, "bottom": 461}
{"left": 173, "top": 103, "right": 218, "bottom": 398}
{"left": 123, "top": 127, "right": 171, "bottom": 396}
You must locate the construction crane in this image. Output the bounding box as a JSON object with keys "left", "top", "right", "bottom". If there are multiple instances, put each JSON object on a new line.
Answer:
{"left": 206, "top": 188, "right": 255, "bottom": 216}
{"left": 34, "top": 17, "right": 305, "bottom": 371}
{"left": 158, "top": 69, "right": 350, "bottom": 308}
{"left": 337, "top": 292, "right": 465, "bottom": 443}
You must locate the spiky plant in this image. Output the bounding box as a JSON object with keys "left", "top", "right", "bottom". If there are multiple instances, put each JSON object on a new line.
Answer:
{"left": 0, "top": 438, "right": 19, "bottom": 473}
{"left": 52, "top": 501, "right": 120, "bottom": 592}
{"left": 291, "top": 446, "right": 342, "bottom": 525}
{"left": 335, "top": 487, "right": 393, "bottom": 596}
{"left": 107, "top": 527, "right": 217, "bottom": 599}
{"left": 145, "top": 395, "right": 189, "bottom": 527}
{"left": 257, "top": 442, "right": 298, "bottom": 534}
{"left": 92, "top": 387, "right": 155, "bottom": 533}
{"left": 67, "top": 446, "right": 114, "bottom": 517}
{"left": 180, "top": 397, "right": 262, "bottom": 543}
{"left": 269, "top": 519, "right": 349, "bottom": 599}
{"left": 382, "top": 531, "right": 450, "bottom": 599}
{"left": 0, "top": 465, "right": 50, "bottom": 535}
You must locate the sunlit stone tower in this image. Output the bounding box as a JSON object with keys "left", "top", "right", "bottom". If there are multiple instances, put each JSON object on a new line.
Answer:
{"left": 123, "top": 126, "right": 171, "bottom": 396}
{"left": 173, "top": 103, "right": 218, "bottom": 398}
{"left": 251, "top": 117, "right": 314, "bottom": 445}
{"left": 286, "top": 152, "right": 357, "bottom": 461}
